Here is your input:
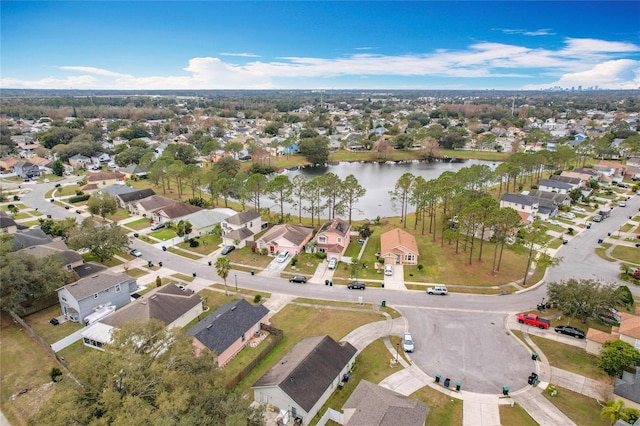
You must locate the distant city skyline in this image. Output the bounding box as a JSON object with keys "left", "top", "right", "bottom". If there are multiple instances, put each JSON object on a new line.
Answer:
{"left": 1, "top": 1, "right": 639, "bottom": 91}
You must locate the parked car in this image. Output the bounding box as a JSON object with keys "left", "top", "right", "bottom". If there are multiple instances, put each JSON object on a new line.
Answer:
{"left": 617, "top": 182, "right": 629, "bottom": 188}
{"left": 554, "top": 325, "right": 585, "bottom": 339}
{"left": 150, "top": 223, "right": 165, "bottom": 231}
{"left": 384, "top": 264, "right": 393, "bottom": 276}
{"left": 427, "top": 285, "right": 448, "bottom": 295}
{"left": 129, "top": 249, "right": 142, "bottom": 257}
{"left": 571, "top": 206, "right": 585, "bottom": 212}
{"left": 328, "top": 258, "right": 337, "bottom": 270}
{"left": 402, "top": 332, "right": 414, "bottom": 353}
{"left": 75, "top": 209, "right": 82, "bottom": 214}
{"left": 221, "top": 245, "right": 235, "bottom": 255}
{"left": 54, "top": 183, "right": 61, "bottom": 187}
{"left": 559, "top": 212, "right": 575, "bottom": 220}
{"left": 619, "top": 201, "right": 627, "bottom": 207}
{"left": 592, "top": 214, "right": 603, "bottom": 222}
{"left": 275, "top": 250, "right": 289, "bottom": 263}
{"left": 289, "top": 275, "right": 307, "bottom": 284}
{"left": 347, "top": 281, "right": 366, "bottom": 290}
{"left": 547, "top": 219, "right": 561, "bottom": 226}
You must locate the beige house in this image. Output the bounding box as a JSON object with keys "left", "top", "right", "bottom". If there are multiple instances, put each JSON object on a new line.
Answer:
{"left": 19, "top": 240, "right": 84, "bottom": 273}
{"left": 256, "top": 224, "right": 314, "bottom": 256}
{"left": 585, "top": 311, "right": 639, "bottom": 355}
{"left": 151, "top": 202, "right": 202, "bottom": 224}
{"left": 188, "top": 299, "right": 269, "bottom": 367}
{"left": 380, "top": 228, "right": 419, "bottom": 265}
{"left": 85, "top": 171, "right": 125, "bottom": 189}
{"left": 129, "top": 195, "right": 175, "bottom": 216}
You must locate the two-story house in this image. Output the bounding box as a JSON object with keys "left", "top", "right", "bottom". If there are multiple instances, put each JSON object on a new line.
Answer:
{"left": 538, "top": 178, "right": 574, "bottom": 195}
{"left": 13, "top": 160, "right": 40, "bottom": 179}
{"left": 221, "top": 210, "right": 262, "bottom": 248}
{"left": 314, "top": 218, "right": 351, "bottom": 260}
{"left": 57, "top": 271, "right": 137, "bottom": 324}
{"left": 68, "top": 154, "right": 91, "bottom": 170}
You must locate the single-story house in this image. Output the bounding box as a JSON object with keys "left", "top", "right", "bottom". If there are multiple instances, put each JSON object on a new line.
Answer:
{"left": 614, "top": 368, "right": 640, "bottom": 410}
{"left": 499, "top": 193, "right": 558, "bottom": 220}
{"left": 314, "top": 218, "right": 351, "bottom": 260}
{"left": 341, "top": 380, "right": 429, "bottom": 425}
{"left": 151, "top": 202, "right": 202, "bottom": 225}
{"left": 97, "top": 184, "right": 138, "bottom": 204}
{"left": 19, "top": 240, "right": 84, "bottom": 273}
{"left": 81, "top": 284, "right": 204, "bottom": 350}
{"left": 527, "top": 189, "right": 570, "bottom": 207}
{"left": 181, "top": 208, "right": 236, "bottom": 236}
{"left": 585, "top": 311, "right": 640, "bottom": 355}
{"left": 85, "top": 171, "right": 126, "bottom": 188}
{"left": 252, "top": 335, "right": 357, "bottom": 424}
{"left": 0, "top": 211, "right": 20, "bottom": 234}
{"left": 379, "top": 228, "right": 419, "bottom": 265}
{"left": 57, "top": 271, "right": 137, "bottom": 324}
{"left": 0, "top": 156, "right": 19, "bottom": 172}
{"left": 116, "top": 188, "right": 157, "bottom": 209}
{"left": 188, "top": 299, "right": 270, "bottom": 367}
{"left": 119, "top": 164, "right": 148, "bottom": 179}
{"left": 129, "top": 194, "right": 175, "bottom": 216}
{"left": 10, "top": 227, "right": 51, "bottom": 250}
{"left": 68, "top": 154, "right": 91, "bottom": 170}
{"left": 255, "top": 224, "right": 314, "bottom": 256}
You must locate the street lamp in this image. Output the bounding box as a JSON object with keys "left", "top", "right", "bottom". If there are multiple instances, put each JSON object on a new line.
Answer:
{"left": 396, "top": 342, "right": 400, "bottom": 363}
{"left": 234, "top": 274, "right": 238, "bottom": 291}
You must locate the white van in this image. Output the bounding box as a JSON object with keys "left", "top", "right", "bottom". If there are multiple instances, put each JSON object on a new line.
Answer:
{"left": 384, "top": 264, "right": 393, "bottom": 276}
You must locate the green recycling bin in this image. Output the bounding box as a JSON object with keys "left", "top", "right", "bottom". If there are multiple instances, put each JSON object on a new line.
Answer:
{"left": 381, "top": 300, "right": 386, "bottom": 307}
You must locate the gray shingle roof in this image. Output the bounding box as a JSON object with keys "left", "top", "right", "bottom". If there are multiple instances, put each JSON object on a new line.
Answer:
{"left": 181, "top": 209, "right": 234, "bottom": 230}
{"left": 226, "top": 209, "right": 261, "bottom": 226}
{"left": 11, "top": 228, "right": 52, "bottom": 251}
{"left": 615, "top": 369, "right": 640, "bottom": 404}
{"left": 98, "top": 184, "right": 137, "bottom": 197}
{"left": 539, "top": 179, "right": 573, "bottom": 190}
{"left": 117, "top": 188, "right": 156, "bottom": 203}
{"left": 259, "top": 224, "right": 314, "bottom": 246}
{"left": 252, "top": 335, "right": 357, "bottom": 412}
{"left": 188, "top": 299, "right": 268, "bottom": 355}
{"left": 61, "top": 271, "right": 134, "bottom": 301}
{"left": 225, "top": 226, "right": 255, "bottom": 241}
{"left": 101, "top": 284, "right": 201, "bottom": 327}
{"left": 342, "top": 380, "right": 429, "bottom": 426}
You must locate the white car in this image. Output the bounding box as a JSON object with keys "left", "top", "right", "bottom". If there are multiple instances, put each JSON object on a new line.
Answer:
{"left": 559, "top": 212, "right": 575, "bottom": 220}
{"left": 328, "top": 258, "right": 337, "bottom": 270}
{"left": 547, "top": 219, "right": 561, "bottom": 226}
{"left": 403, "top": 332, "right": 414, "bottom": 353}
{"left": 619, "top": 201, "right": 627, "bottom": 207}
{"left": 384, "top": 264, "right": 393, "bottom": 276}
{"left": 571, "top": 206, "right": 586, "bottom": 212}
{"left": 129, "top": 249, "right": 142, "bottom": 257}
{"left": 275, "top": 250, "right": 289, "bottom": 263}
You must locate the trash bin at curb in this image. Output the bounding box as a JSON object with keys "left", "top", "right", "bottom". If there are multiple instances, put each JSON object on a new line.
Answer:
{"left": 381, "top": 300, "right": 386, "bottom": 307}
{"left": 503, "top": 386, "right": 509, "bottom": 396}
{"left": 208, "top": 261, "right": 212, "bottom": 266}
{"left": 443, "top": 378, "right": 450, "bottom": 388}
{"left": 250, "top": 270, "right": 254, "bottom": 276}
{"left": 532, "top": 352, "right": 538, "bottom": 361}
{"left": 192, "top": 272, "right": 196, "bottom": 277}
{"left": 435, "top": 374, "right": 441, "bottom": 383}
{"left": 381, "top": 282, "right": 384, "bottom": 288}
{"left": 456, "top": 381, "right": 461, "bottom": 391}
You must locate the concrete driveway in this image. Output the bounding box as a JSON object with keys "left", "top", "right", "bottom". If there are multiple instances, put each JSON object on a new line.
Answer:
{"left": 400, "top": 307, "right": 535, "bottom": 394}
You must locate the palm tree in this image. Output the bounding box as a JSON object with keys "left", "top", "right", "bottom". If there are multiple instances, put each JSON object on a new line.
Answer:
{"left": 620, "top": 263, "right": 632, "bottom": 278}
{"left": 601, "top": 400, "right": 625, "bottom": 425}
{"left": 215, "top": 257, "right": 231, "bottom": 296}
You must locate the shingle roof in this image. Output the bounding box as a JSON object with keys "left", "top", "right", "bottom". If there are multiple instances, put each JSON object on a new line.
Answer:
{"left": 19, "top": 241, "right": 83, "bottom": 265}
{"left": 85, "top": 171, "right": 125, "bottom": 182}
{"left": 252, "top": 335, "right": 357, "bottom": 412}
{"left": 615, "top": 369, "right": 640, "bottom": 403}
{"left": 527, "top": 190, "right": 569, "bottom": 204}
{"left": 137, "top": 195, "right": 175, "bottom": 211}
{"left": 73, "top": 262, "right": 108, "bottom": 278}
{"left": 380, "top": 228, "right": 418, "bottom": 257}
{"left": 188, "top": 299, "right": 269, "bottom": 355}
{"left": 225, "top": 226, "right": 255, "bottom": 241}
{"left": 342, "top": 380, "right": 429, "bottom": 426}
{"left": 101, "top": 284, "right": 201, "bottom": 327}
{"left": 539, "top": 179, "right": 573, "bottom": 190}
{"left": 98, "top": 184, "right": 137, "bottom": 197}
{"left": 11, "top": 228, "right": 52, "bottom": 251}
{"left": 154, "top": 202, "right": 202, "bottom": 219}
{"left": 181, "top": 209, "right": 234, "bottom": 230}
{"left": 61, "top": 271, "right": 134, "bottom": 301}
{"left": 117, "top": 188, "right": 156, "bottom": 203}
{"left": 318, "top": 218, "right": 350, "bottom": 236}
{"left": 259, "top": 224, "right": 314, "bottom": 247}
{"left": 226, "top": 209, "right": 261, "bottom": 226}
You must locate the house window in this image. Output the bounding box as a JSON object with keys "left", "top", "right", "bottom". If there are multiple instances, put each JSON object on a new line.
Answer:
{"left": 406, "top": 254, "right": 415, "bottom": 262}
{"left": 115, "top": 284, "right": 121, "bottom": 293}
{"left": 61, "top": 296, "right": 67, "bottom": 302}
{"left": 337, "top": 237, "right": 342, "bottom": 243}
{"left": 318, "top": 236, "right": 326, "bottom": 243}
{"left": 66, "top": 264, "right": 72, "bottom": 272}
{"left": 249, "top": 221, "right": 253, "bottom": 228}
{"left": 94, "top": 293, "right": 99, "bottom": 299}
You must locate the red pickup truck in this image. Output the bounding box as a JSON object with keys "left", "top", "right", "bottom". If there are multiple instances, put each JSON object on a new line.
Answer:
{"left": 517, "top": 313, "right": 550, "bottom": 329}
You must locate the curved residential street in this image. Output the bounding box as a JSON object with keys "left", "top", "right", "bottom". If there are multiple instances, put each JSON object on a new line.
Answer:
{"left": 6, "top": 178, "right": 639, "bottom": 425}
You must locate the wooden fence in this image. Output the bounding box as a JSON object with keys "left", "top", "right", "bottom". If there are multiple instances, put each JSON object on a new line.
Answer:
{"left": 225, "top": 323, "right": 283, "bottom": 391}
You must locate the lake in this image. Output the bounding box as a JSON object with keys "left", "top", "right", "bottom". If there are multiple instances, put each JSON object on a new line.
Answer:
{"left": 264, "top": 159, "right": 499, "bottom": 220}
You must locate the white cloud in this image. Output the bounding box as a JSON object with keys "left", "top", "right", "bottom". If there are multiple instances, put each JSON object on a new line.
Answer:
{"left": 2, "top": 37, "right": 639, "bottom": 90}
{"left": 498, "top": 28, "right": 555, "bottom": 36}
{"left": 218, "top": 52, "right": 261, "bottom": 58}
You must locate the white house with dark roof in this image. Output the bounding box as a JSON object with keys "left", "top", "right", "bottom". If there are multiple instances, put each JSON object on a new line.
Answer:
{"left": 221, "top": 210, "right": 262, "bottom": 248}
{"left": 252, "top": 335, "right": 357, "bottom": 424}
{"left": 188, "top": 299, "right": 269, "bottom": 367}
{"left": 57, "top": 271, "right": 137, "bottom": 323}
{"left": 151, "top": 202, "right": 202, "bottom": 224}
{"left": 129, "top": 194, "right": 175, "bottom": 216}
{"left": 538, "top": 178, "right": 574, "bottom": 195}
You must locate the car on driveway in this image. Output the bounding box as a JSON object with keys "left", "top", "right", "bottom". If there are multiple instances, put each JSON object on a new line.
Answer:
{"left": 150, "top": 223, "right": 165, "bottom": 231}
{"left": 403, "top": 332, "right": 414, "bottom": 352}
{"left": 347, "top": 281, "right": 366, "bottom": 290}
{"left": 221, "top": 245, "right": 235, "bottom": 255}
{"left": 275, "top": 250, "right": 289, "bottom": 263}
{"left": 547, "top": 219, "right": 561, "bottom": 226}
{"left": 289, "top": 275, "right": 307, "bottom": 284}
{"left": 559, "top": 212, "right": 575, "bottom": 220}
{"left": 129, "top": 249, "right": 142, "bottom": 257}
{"left": 571, "top": 206, "right": 585, "bottom": 212}
{"left": 328, "top": 258, "right": 337, "bottom": 270}
{"left": 554, "top": 325, "right": 585, "bottom": 339}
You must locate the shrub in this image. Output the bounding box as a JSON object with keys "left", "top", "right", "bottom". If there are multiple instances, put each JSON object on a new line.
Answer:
{"left": 417, "top": 264, "right": 424, "bottom": 271}
{"left": 12, "top": 195, "right": 19, "bottom": 201}
{"left": 254, "top": 294, "right": 262, "bottom": 304}
{"left": 155, "top": 276, "right": 162, "bottom": 287}
{"left": 50, "top": 367, "right": 62, "bottom": 382}
{"left": 75, "top": 190, "right": 84, "bottom": 196}
{"left": 315, "top": 252, "right": 327, "bottom": 260}
{"left": 69, "top": 194, "right": 90, "bottom": 203}
{"left": 189, "top": 239, "right": 200, "bottom": 248}
{"left": 260, "top": 248, "right": 268, "bottom": 256}
{"left": 291, "top": 257, "right": 298, "bottom": 266}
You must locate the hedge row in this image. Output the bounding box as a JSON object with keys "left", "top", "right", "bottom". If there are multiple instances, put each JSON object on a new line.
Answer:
{"left": 69, "top": 194, "right": 90, "bottom": 203}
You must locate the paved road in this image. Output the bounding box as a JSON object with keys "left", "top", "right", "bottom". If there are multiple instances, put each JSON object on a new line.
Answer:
{"left": 14, "top": 179, "right": 638, "bottom": 393}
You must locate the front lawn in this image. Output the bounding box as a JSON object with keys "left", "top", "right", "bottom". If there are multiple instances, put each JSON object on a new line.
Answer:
{"left": 176, "top": 234, "right": 222, "bottom": 255}
{"left": 499, "top": 403, "right": 538, "bottom": 426}
{"left": 124, "top": 217, "right": 152, "bottom": 230}
{"left": 611, "top": 245, "right": 640, "bottom": 264}
{"left": 528, "top": 335, "right": 609, "bottom": 381}
{"left": 543, "top": 385, "right": 608, "bottom": 426}
{"left": 106, "top": 209, "right": 130, "bottom": 222}
{"left": 410, "top": 385, "right": 463, "bottom": 425}
{"left": 227, "top": 246, "right": 277, "bottom": 269}
{"left": 151, "top": 228, "right": 177, "bottom": 240}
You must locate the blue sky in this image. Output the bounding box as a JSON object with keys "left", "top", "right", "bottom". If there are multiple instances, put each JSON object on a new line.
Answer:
{"left": 2, "top": 1, "right": 639, "bottom": 90}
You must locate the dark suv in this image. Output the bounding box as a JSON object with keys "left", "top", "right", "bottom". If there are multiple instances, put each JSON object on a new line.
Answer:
{"left": 289, "top": 275, "right": 307, "bottom": 284}
{"left": 554, "top": 325, "right": 585, "bottom": 339}
{"left": 347, "top": 281, "right": 366, "bottom": 290}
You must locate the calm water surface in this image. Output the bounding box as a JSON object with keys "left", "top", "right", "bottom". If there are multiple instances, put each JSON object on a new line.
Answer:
{"left": 266, "top": 159, "right": 498, "bottom": 220}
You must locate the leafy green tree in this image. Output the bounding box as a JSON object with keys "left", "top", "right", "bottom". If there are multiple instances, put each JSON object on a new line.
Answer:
{"left": 302, "top": 176, "right": 325, "bottom": 227}
{"left": 52, "top": 159, "right": 65, "bottom": 176}
{"left": 215, "top": 256, "right": 231, "bottom": 296}
{"left": 298, "top": 136, "right": 330, "bottom": 165}
{"left": 389, "top": 173, "right": 414, "bottom": 228}
{"left": 243, "top": 173, "right": 268, "bottom": 211}
{"left": 67, "top": 219, "right": 131, "bottom": 262}
{"left": 291, "top": 174, "right": 308, "bottom": 223}
{"left": 265, "top": 175, "right": 293, "bottom": 223}
{"left": 114, "top": 146, "right": 151, "bottom": 166}
{"left": 548, "top": 279, "right": 622, "bottom": 323}
{"left": 214, "top": 156, "right": 240, "bottom": 177}
{"left": 0, "top": 234, "right": 73, "bottom": 313}
{"left": 491, "top": 207, "right": 522, "bottom": 273}
{"left": 175, "top": 220, "right": 193, "bottom": 240}
{"left": 599, "top": 340, "right": 640, "bottom": 377}
{"left": 87, "top": 192, "right": 118, "bottom": 219}
{"left": 163, "top": 143, "right": 198, "bottom": 164}
{"left": 320, "top": 173, "right": 343, "bottom": 220}
{"left": 35, "top": 320, "right": 264, "bottom": 425}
